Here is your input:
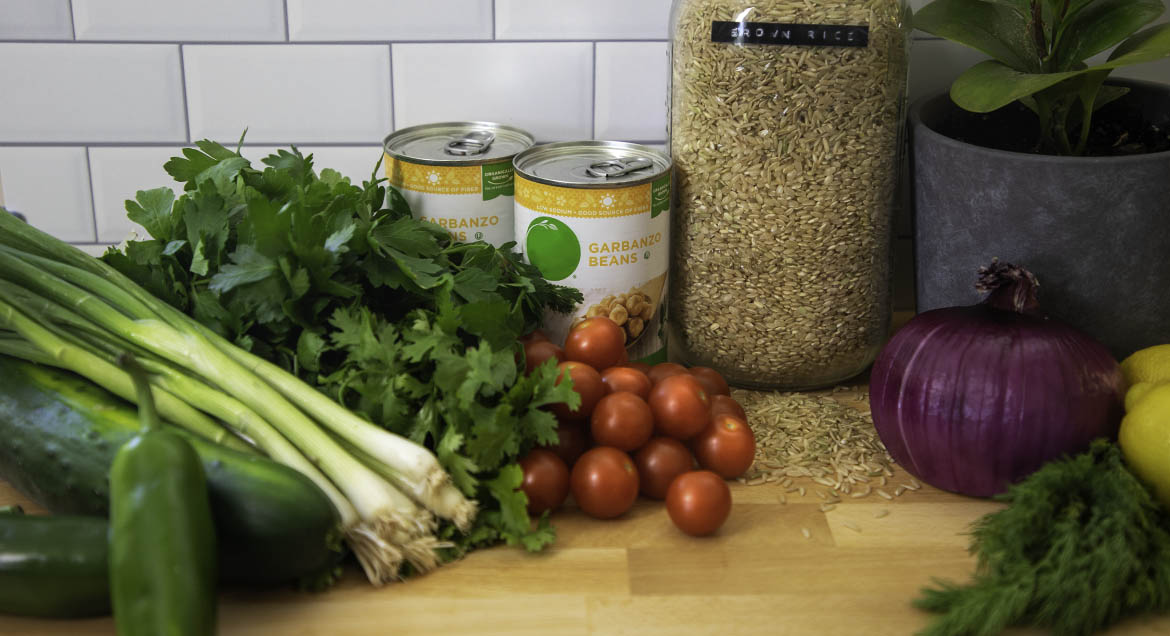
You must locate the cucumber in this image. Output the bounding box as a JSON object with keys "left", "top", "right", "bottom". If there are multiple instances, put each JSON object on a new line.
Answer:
{"left": 0, "top": 356, "right": 344, "bottom": 586}
{"left": 0, "top": 514, "right": 110, "bottom": 618}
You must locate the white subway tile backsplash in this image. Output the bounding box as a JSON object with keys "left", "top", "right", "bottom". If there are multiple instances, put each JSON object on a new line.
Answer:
{"left": 288, "top": 0, "right": 492, "bottom": 41}
{"left": 73, "top": 244, "right": 116, "bottom": 256}
{"left": 241, "top": 145, "right": 385, "bottom": 184}
{"left": 184, "top": 45, "right": 392, "bottom": 144}
{"left": 393, "top": 42, "right": 593, "bottom": 141}
{"left": 496, "top": 0, "right": 672, "bottom": 40}
{"left": 0, "top": 1, "right": 1164, "bottom": 256}
{"left": 0, "top": 44, "right": 186, "bottom": 142}
{"left": 88, "top": 146, "right": 185, "bottom": 243}
{"left": 0, "top": 0, "right": 73, "bottom": 40}
{"left": 595, "top": 42, "right": 668, "bottom": 142}
{"left": 0, "top": 147, "right": 93, "bottom": 242}
{"left": 72, "top": 0, "right": 285, "bottom": 41}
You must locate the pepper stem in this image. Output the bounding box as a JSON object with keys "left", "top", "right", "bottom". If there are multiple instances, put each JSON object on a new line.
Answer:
{"left": 117, "top": 352, "right": 161, "bottom": 433}
{"left": 975, "top": 260, "right": 1044, "bottom": 317}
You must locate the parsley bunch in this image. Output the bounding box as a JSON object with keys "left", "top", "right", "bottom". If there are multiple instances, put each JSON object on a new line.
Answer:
{"left": 102, "top": 140, "right": 582, "bottom": 553}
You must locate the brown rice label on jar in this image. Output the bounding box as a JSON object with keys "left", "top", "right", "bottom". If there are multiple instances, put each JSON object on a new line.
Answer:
{"left": 514, "top": 161, "right": 671, "bottom": 363}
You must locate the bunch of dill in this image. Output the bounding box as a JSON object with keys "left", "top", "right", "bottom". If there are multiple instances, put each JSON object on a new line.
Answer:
{"left": 916, "top": 440, "right": 1170, "bottom": 636}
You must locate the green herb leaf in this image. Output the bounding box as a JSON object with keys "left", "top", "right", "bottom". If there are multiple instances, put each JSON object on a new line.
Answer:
{"left": 915, "top": 441, "right": 1170, "bottom": 635}
{"left": 125, "top": 188, "right": 177, "bottom": 240}
{"left": 102, "top": 139, "right": 583, "bottom": 563}
{"left": 209, "top": 245, "right": 278, "bottom": 294}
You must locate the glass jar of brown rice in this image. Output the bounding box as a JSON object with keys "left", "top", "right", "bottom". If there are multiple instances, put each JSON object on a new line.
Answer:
{"left": 667, "top": 0, "right": 910, "bottom": 390}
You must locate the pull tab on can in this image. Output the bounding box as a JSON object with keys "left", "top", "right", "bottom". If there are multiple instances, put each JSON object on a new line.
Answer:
{"left": 445, "top": 130, "right": 496, "bottom": 156}
{"left": 585, "top": 157, "right": 654, "bottom": 178}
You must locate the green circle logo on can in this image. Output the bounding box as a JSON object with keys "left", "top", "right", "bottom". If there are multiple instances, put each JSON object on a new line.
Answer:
{"left": 525, "top": 217, "right": 581, "bottom": 281}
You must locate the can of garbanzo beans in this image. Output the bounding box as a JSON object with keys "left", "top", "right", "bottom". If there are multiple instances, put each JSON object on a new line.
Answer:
{"left": 513, "top": 141, "right": 672, "bottom": 363}
{"left": 383, "top": 122, "right": 534, "bottom": 246}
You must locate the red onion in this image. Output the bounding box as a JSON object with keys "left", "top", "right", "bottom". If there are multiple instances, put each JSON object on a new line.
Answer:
{"left": 870, "top": 262, "right": 1124, "bottom": 497}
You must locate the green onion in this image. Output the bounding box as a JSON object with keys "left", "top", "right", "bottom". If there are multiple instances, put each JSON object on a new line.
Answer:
{"left": 0, "top": 211, "right": 474, "bottom": 583}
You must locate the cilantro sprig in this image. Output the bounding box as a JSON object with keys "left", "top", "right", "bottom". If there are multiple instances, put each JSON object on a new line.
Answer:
{"left": 103, "top": 140, "right": 582, "bottom": 553}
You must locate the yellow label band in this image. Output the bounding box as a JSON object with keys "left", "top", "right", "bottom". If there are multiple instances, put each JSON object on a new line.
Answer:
{"left": 385, "top": 156, "right": 481, "bottom": 195}
{"left": 515, "top": 176, "right": 652, "bottom": 218}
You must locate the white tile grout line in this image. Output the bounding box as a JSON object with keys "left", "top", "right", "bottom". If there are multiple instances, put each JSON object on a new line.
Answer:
{"left": 178, "top": 45, "right": 192, "bottom": 143}
{"left": 66, "top": 0, "right": 77, "bottom": 40}
{"left": 84, "top": 147, "right": 98, "bottom": 243}
{"left": 590, "top": 41, "right": 597, "bottom": 140}
{"left": 0, "top": 35, "right": 953, "bottom": 45}
{"left": 491, "top": 0, "right": 497, "bottom": 40}
{"left": 388, "top": 44, "right": 395, "bottom": 132}
{"left": 282, "top": 0, "right": 290, "bottom": 41}
{"left": 0, "top": 38, "right": 673, "bottom": 45}
{"left": 0, "top": 141, "right": 394, "bottom": 148}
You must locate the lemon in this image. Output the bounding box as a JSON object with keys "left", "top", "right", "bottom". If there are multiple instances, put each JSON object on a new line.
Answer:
{"left": 1120, "top": 344, "right": 1170, "bottom": 387}
{"left": 1126, "top": 382, "right": 1156, "bottom": 412}
{"left": 1119, "top": 383, "right": 1170, "bottom": 508}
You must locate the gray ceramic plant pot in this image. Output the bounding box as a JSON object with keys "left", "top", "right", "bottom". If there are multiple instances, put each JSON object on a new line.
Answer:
{"left": 910, "top": 78, "right": 1170, "bottom": 359}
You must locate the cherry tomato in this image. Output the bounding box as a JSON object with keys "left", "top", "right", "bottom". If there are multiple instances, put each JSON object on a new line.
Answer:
{"left": 634, "top": 437, "right": 695, "bottom": 499}
{"left": 570, "top": 447, "right": 639, "bottom": 519}
{"left": 625, "top": 361, "right": 653, "bottom": 375}
{"left": 518, "top": 449, "right": 570, "bottom": 515}
{"left": 524, "top": 340, "right": 566, "bottom": 375}
{"left": 648, "top": 374, "right": 711, "bottom": 440}
{"left": 591, "top": 391, "right": 654, "bottom": 452}
{"left": 710, "top": 394, "right": 748, "bottom": 422}
{"left": 551, "top": 361, "right": 606, "bottom": 422}
{"left": 600, "top": 366, "right": 653, "bottom": 399}
{"left": 691, "top": 414, "right": 756, "bottom": 479}
{"left": 647, "top": 362, "right": 690, "bottom": 385}
{"left": 564, "top": 317, "right": 627, "bottom": 371}
{"left": 666, "top": 470, "right": 732, "bottom": 537}
{"left": 540, "top": 421, "right": 590, "bottom": 468}
{"left": 519, "top": 329, "right": 550, "bottom": 345}
{"left": 689, "top": 366, "right": 731, "bottom": 396}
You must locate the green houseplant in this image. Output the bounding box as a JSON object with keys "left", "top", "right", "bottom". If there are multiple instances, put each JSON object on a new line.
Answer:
{"left": 909, "top": 0, "right": 1170, "bottom": 359}
{"left": 914, "top": 0, "right": 1170, "bottom": 154}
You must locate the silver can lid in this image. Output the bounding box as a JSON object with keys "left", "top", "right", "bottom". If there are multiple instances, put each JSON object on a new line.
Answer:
{"left": 383, "top": 121, "right": 534, "bottom": 166}
{"left": 513, "top": 141, "right": 672, "bottom": 188}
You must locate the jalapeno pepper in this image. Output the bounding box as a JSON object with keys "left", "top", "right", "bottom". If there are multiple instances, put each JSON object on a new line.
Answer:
{"left": 109, "top": 353, "right": 217, "bottom": 635}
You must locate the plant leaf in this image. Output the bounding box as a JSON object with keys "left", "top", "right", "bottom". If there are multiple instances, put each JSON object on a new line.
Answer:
{"left": 1053, "top": 0, "right": 1163, "bottom": 69}
{"left": 1108, "top": 21, "right": 1170, "bottom": 62}
{"left": 952, "top": 23, "right": 1170, "bottom": 113}
{"left": 1092, "top": 84, "right": 1129, "bottom": 111}
{"left": 952, "top": 61, "right": 1080, "bottom": 111}
{"left": 913, "top": 0, "right": 1043, "bottom": 71}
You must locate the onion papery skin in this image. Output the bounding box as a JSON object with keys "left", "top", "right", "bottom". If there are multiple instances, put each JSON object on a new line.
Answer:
{"left": 870, "top": 306, "right": 1124, "bottom": 497}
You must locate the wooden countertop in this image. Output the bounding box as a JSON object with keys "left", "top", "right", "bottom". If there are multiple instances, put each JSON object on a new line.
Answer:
{"left": 2, "top": 384, "right": 1168, "bottom": 635}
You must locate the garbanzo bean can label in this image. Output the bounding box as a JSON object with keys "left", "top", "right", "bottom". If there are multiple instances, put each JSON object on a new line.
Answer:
{"left": 383, "top": 122, "right": 533, "bottom": 246}
{"left": 514, "top": 141, "right": 672, "bottom": 363}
